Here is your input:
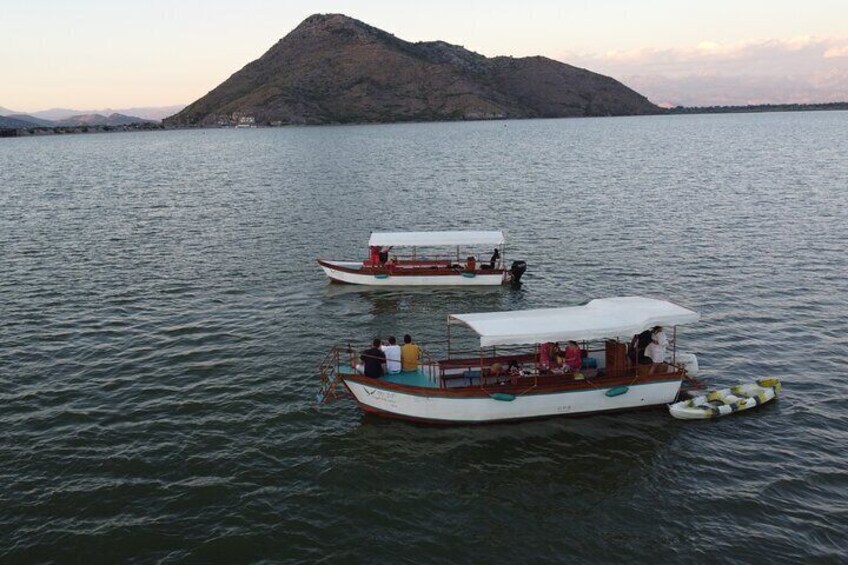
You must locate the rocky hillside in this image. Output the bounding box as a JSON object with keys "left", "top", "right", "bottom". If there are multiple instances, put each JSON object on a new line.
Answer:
{"left": 165, "top": 14, "right": 659, "bottom": 126}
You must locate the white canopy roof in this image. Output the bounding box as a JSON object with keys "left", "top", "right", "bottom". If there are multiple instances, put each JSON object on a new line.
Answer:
{"left": 449, "top": 296, "right": 700, "bottom": 347}
{"left": 368, "top": 231, "right": 505, "bottom": 247}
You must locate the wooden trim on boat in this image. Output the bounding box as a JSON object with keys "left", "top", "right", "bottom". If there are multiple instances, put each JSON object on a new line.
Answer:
{"left": 317, "top": 258, "right": 506, "bottom": 278}
{"left": 342, "top": 369, "right": 684, "bottom": 399}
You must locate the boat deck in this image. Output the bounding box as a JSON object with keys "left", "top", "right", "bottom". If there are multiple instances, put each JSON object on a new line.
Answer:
{"left": 336, "top": 363, "right": 440, "bottom": 389}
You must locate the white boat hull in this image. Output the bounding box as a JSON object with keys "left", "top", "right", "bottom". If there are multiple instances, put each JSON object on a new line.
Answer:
{"left": 343, "top": 377, "right": 683, "bottom": 423}
{"left": 319, "top": 260, "right": 505, "bottom": 286}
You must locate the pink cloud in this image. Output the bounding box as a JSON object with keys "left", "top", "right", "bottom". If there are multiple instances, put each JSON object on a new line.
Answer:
{"left": 824, "top": 45, "right": 848, "bottom": 58}
{"left": 561, "top": 36, "right": 848, "bottom": 106}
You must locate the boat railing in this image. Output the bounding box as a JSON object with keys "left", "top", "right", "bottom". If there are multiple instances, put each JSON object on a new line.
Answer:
{"left": 319, "top": 340, "right": 692, "bottom": 400}
{"left": 318, "top": 342, "right": 442, "bottom": 401}
{"left": 317, "top": 345, "right": 350, "bottom": 403}
{"left": 376, "top": 252, "right": 502, "bottom": 270}
{"left": 440, "top": 342, "right": 692, "bottom": 386}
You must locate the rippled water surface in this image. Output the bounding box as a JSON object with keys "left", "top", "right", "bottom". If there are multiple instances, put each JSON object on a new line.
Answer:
{"left": 2, "top": 113, "right": 847, "bottom": 562}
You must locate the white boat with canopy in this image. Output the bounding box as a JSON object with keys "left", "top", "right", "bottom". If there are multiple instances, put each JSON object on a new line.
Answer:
{"left": 318, "top": 297, "right": 701, "bottom": 424}
{"left": 317, "top": 230, "right": 526, "bottom": 286}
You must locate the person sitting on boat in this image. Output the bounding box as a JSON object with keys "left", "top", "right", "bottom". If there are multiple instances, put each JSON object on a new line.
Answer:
{"left": 381, "top": 336, "right": 402, "bottom": 374}
{"left": 564, "top": 341, "right": 582, "bottom": 372}
{"left": 401, "top": 334, "right": 422, "bottom": 372}
{"left": 539, "top": 342, "right": 558, "bottom": 373}
{"left": 508, "top": 360, "right": 524, "bottom": 384}
{"left": 465, "top": 255, "right": 476, "bottom": 272}
{"left": 488, "top": 362, "right": 506, "bottom": 384}
{"left": 552, "top": 342, "right": 563, "bottom": 363}
{"left": 360, "top": 339, "right": 386, "bottom": 378}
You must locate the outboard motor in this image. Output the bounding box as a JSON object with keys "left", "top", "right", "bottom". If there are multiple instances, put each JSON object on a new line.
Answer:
{"left": 509, "top": 260, "right": 527, "bottom": 284}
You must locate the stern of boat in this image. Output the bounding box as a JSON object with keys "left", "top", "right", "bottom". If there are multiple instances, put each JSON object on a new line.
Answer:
{"left": 505, "top": 260, "right": 527, "bottom": 285}
{"left": 317, "top": 345, "right": 355, "bottom": 403}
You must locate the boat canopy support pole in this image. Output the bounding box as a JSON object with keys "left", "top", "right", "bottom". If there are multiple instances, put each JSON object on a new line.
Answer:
{"left": 447, "top": 316, "right": 452, "bottom": 359}
{"left": 672, "top": 326, "right": 677, "bottom": 365}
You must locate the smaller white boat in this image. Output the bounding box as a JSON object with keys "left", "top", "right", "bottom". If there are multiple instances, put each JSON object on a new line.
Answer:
{"left": 669, "top": 378, "right": 781, "bottom": 419}
{"left": 317, "top": 230, "right": 526, "bottom": 286}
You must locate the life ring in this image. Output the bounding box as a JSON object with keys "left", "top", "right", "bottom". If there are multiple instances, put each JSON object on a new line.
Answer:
{"left": 605, "top": 385, "right": 629, "bottom": 397}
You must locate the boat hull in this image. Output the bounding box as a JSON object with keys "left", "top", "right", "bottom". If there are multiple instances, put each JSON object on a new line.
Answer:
{"left": 342, "top": 375, "right": 683, "bottom": 424}
{"left": 318, "top": 259, "right": 505, "bottom": 286}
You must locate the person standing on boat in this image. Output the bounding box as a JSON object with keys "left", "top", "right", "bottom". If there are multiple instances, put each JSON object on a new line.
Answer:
{"left": 651, "top": 326, "right": 669, "bottom": 360}
{"left": 645, "top": 333, "right": 665, "bottom": 374}
{"left": 361, "top": 339, "right": 386, "bottom": 378}
{"left": 401, "top": 334, "right": 422, "bottom": 372}
{"left": 633, "top": 329, "right": 653, "bottom": 364}
{"left": 488, "top": 248, "right": 500, "bottom": 269}
{"left": 369, "top": 246, "right": 381, "bottom": 266}
{"left": 382, "top": 336, "right": 402, "bottom": 374}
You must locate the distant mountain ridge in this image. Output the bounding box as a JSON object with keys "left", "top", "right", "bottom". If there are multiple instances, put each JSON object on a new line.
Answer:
{"left": 0, "top": 115, "right": 42, "bottom": 129}
{"left": 165, "top": 13, "right": 659, "bottom": 126}
{"left": 0, "top": 105, "right": 184, "bottom": 123}
{"left": 0, "top": 112, "right": 156, "bottom": 129}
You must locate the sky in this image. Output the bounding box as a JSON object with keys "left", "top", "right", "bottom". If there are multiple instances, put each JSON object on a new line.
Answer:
{"left": 2, "top": 0, "right": 847, "bottom": 113}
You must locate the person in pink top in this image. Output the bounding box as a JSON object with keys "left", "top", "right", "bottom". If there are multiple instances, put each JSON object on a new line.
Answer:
{"left": 564, "top": 341, "right": 582, "bottom": 372}
{"left": 368, "top": 246, "right": 380, "bottom": 266}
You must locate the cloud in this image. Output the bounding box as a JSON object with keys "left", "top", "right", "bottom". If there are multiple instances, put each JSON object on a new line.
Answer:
{"left": 824, "top": 45, "right": 848, "bottom": 58}
{"left": 562, "top": 36, "right": 848, "bottom": 105}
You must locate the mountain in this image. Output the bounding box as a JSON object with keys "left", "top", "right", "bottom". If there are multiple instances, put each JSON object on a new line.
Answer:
{"left": 54, "top": 113, "right": 154, "bottom": 127}
{"left": 0, "top": 115, "right": 42, "bottom": 128}
{"left": 107, "top": 105, "right": 185, "bottom": 121}
{"left": 6, "top": 114, "right": 55, "bottom": 127}
{"left": 24, "top": 108, "right": 81, "bottom": 121}
{"left": 165, "top": 13, "right": 658, "bottom": 126}
{"left": 6, "top": 106, "right": 184, "bottom": 122}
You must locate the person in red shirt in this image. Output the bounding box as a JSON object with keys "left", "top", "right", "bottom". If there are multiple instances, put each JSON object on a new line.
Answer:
{"left": 368, "top": 246, "right": 381, "bottom": 266}
{"left": 564, "top": 341, "right": 582, "bottom": 372}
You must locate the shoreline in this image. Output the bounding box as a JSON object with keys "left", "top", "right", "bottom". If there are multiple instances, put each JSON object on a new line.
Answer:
{"left": 3, "top": 103, "right": 846, "bottom": 138}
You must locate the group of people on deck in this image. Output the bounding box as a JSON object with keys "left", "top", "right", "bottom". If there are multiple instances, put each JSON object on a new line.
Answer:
{"left": 539, "top": 340, "right": 584, "bottom": 374}
{"left": 365, "top": 247, "right": 502, "bottom": 270}
{"left": 359, "top": 334, "right": 422, "bottom": 378}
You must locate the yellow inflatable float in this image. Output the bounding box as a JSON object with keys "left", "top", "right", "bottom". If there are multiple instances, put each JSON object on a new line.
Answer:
{"left": 669, "top": 378, "right": 781, "bottom": 419}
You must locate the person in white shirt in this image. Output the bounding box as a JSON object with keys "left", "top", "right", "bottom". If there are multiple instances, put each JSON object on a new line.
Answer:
{"left": 381, "top": 336, "right": 402, "bottom": 374}
{"left": 651, "top": 326, "right": 670, "bottom": 360}
{"left": 645, "top": 327, "right": 668, "bottom": 374}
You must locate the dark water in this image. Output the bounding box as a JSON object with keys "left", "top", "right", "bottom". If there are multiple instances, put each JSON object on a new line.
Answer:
{"left": 2, "top": 113, "right": 847, "bottom": 563}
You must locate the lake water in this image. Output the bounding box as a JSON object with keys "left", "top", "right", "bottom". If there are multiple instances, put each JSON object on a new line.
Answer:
{"left": 2, "top": 112, "right": 847, "bottom": 562}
